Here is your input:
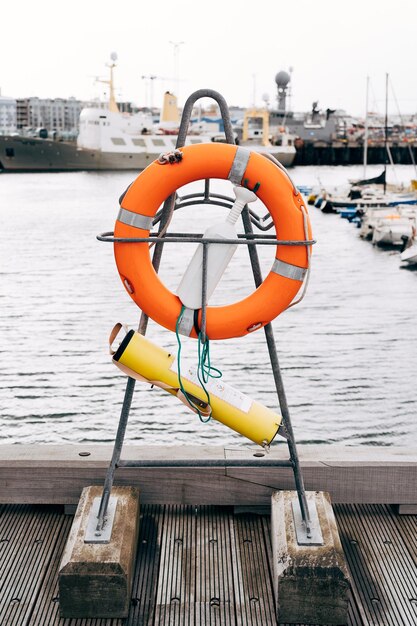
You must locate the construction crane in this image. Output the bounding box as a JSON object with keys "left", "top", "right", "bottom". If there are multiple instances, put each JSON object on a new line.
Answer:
{"left": 141, "top": 75, "right": 171, "bottom": 109}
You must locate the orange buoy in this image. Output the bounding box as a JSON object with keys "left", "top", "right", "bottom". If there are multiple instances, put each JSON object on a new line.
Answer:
{"left": 114, "top": 143, "right": 312, "bottom": 340}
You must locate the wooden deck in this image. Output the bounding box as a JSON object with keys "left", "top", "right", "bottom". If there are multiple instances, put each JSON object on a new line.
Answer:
{"left": 0, "top": 502, "right": 416, "bottom": 626}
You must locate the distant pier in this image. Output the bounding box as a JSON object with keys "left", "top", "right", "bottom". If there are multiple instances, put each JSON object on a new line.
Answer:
{"left": 294, "top": 140, "right": 417, "bottom": 166}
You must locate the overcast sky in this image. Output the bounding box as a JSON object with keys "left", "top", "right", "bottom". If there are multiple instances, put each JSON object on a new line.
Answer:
{"left": 2, "top": 0, "right": 416, "bottom": 117}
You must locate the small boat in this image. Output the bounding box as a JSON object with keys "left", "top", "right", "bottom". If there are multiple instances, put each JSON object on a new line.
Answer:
{"left": 401, "top": 242, "right": 417, "bottom": 265}
{"left": 297, "top": 185, "right": 313, "bottom": 196}
{"left": 339, "top": 207, "right": 357, "bottom": 220}
{"left": 315, "top": 183, "right": 417, "bottom": 211}
{"left": 359, "top": 205, "right": 416, "bottom": 241}
{"left": 316, "top": 76, "right": 417, "bottom": 215}
{"left": 359, "top": 206, "right": 400, "bottom": 240}
{"left": 371, "top": 211, "right": 416, "bottom": 246}
{"left": 400, "top": 228, "right": 417, "bottom": 265}
{"left": 320, "top": 199, "right": 338, "bottom": 214}
{"left": 313, "top": 190, "right": 337, "bottom": 213}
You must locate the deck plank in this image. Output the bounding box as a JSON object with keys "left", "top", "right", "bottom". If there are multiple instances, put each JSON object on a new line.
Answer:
{"left": 27, "top": 514, "right": 73, "bottom": 626}
{"left": 198, "top": 505, "right": 237, "bottom": 626}
{"left": 27, "top": 514, "right": 125, "bottom": 626}
{"left": 231, "top": 512, "right": 276, "bottom": 626}
{"left": 336, "top": 504, "right": 417, "bottom": 626}
{"left": 152, "top": 505, "right": 196, "bottom": 625}
{"left": 0, "top": 505, "right": 65, "bottom": 626}
{"left": 0, "top": 502, "right": 415, "bottom": 625}
{"left": 127, "top": 504, "right": 165, "bottom": 626}
{"left": 390, "top": 507, "right": 417, "bottom": 567}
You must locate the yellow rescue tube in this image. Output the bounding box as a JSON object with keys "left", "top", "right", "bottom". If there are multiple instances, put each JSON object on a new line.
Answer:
{"left": 112, "top": 330, "right": 283, "bottom": 446}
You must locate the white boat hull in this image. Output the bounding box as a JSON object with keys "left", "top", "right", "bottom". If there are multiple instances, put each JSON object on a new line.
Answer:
{"left": 401, "top": 242, "right": 417, "bottom": 265}
{"left": 372, "top": 220, "right": 415, "bottom": 246}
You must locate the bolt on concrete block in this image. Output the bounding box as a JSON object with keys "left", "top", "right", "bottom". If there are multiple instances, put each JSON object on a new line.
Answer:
{"left": 59, "top": 485, "right": 140, "bottom": 618}
{"left": 271, "top": 490, "right": 350, "bottom": 625}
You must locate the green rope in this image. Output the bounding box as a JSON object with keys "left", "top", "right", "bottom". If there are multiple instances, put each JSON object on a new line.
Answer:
{"left": 175, "top": 306, "right": 222, "bottom": 424}
{"left": 197, "top": 331, "right": 222, "bottom": 385}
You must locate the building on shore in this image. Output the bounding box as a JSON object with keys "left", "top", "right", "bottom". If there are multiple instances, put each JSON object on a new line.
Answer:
{"left": 16, "top": 97, "right": 83, "bottom": 136}
{"left": 0, "top": 95, "right": 17, "bottom": 135}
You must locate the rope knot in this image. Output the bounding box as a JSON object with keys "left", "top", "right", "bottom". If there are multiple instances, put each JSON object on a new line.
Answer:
{"left": 158, "top": 149, "right": 183, "bottom": 165}
{"left": 175, "top": 305, "right": 223, "bottom": 423}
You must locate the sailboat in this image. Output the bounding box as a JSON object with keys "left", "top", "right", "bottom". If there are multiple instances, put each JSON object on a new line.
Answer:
{"left": 314, "top": 75, "right": 417, "bottom": 214}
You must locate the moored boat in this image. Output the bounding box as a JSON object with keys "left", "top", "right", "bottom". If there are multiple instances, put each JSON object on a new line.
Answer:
{"left": 400, "top": 227, "right": 417, "bottom": 265}
{"left": 358, "top": 205, "right": 417, "bottom": 242}
{"left": 371, "top": 208, "right": 417, "bottom": 246}
{"left": 314, "top": 182, "right": 417, "bottom": 211}
{"left": 0, "top": 63, "right": 296, "bottom": 172}
{"left": 400, "top": 241, "right": 417, "bottom": 265}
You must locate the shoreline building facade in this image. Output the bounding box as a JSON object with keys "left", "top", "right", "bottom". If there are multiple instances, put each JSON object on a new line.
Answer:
{"left": 0, "top": 96, "right": 17, "bottom": 135}
{"left": 16, "top": 97, "right": 83, "bottom": 135}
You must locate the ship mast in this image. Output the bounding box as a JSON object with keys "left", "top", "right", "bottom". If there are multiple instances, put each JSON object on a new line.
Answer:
{"left": 97, "top": 52, "right": 119, "bottom": 113}
{"left": 363, "top": 75, "right": 369, "bottom": 179}
{"left": 108, "top": 56, "right": 119, "bottom": 113}
{"left": 384, "top": 72, "right": 388, "bottom": 195}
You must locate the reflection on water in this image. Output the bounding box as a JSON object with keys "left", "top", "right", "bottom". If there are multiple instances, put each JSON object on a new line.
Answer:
{"left": 1, "top": 164, "right": 416, "bottom": 447}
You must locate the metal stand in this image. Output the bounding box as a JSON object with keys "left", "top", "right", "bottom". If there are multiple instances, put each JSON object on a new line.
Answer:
{"left": 94, "top": 89, "right": 315, "bottom": 540}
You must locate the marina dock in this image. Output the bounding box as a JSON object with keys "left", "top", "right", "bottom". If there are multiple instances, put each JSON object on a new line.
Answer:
{"left": 294, "top": 141, "right": 417, "bottom": 166}
{"left": 0, "top": 445, "right": 415, "bottom": 625}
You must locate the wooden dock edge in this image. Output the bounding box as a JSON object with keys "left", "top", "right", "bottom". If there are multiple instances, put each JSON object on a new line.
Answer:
{"left": 0, "top": 444, "right": 416, "bottom": 506}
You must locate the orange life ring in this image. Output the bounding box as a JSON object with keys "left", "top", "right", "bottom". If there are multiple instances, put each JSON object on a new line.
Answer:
{"left": 114, "top": 143, "right": 312, "bottom": 340}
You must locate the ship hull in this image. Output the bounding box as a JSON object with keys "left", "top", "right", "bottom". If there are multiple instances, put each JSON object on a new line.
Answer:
{"left": 0, "top": 136, "right": 153, "bottom": 172}
{"left": 0, "top": 135, "right": 296, "bottom": 172}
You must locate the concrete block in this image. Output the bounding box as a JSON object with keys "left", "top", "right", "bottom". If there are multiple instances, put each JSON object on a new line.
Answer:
{"left": 59, "top": 485, "right": 140, "bottom": 618}
{"left": 271, "top": 490, "right": 350, "bottom": 625}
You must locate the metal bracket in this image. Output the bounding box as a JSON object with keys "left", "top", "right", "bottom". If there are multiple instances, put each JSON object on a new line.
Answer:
{"left": 84, "top": 496, "right": 118, "bottom": 544}
{"left": 292, "top": 498, "right": 324, "bottom": 546}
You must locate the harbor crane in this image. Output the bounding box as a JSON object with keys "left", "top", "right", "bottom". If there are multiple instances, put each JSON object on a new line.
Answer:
{"left": 141, "top": 74, "right": 174, "bottom": 109}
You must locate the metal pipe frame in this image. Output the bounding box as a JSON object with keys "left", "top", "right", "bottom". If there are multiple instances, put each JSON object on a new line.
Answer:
{"left": 240, "top": 207, "right": 312, "bottom": 534}
{"left": 152, "top": 189, "right": 275, "bottom": 231}
{"left": 97, "top": 232, "right": 315, "bottom": 246}
{"left": 117, "top": 458, "right": 293, "bottom": 468}
{"left": 96, "top": 88, "right": 312, "bottom": 535}
{"left": 96, "top": 198, "right": 175, "bottom": 530}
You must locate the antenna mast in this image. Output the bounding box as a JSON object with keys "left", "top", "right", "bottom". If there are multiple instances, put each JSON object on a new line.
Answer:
{"left": 96, "top": 52, "right": 119, "bottom": 113}
{"left": 384, "top": 72, "right": 388, "bottom": 195}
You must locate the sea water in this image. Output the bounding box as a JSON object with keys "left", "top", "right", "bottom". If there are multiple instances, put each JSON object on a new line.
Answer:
{"left": 1, "top": 164, "right": 416, "bottom": 447}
